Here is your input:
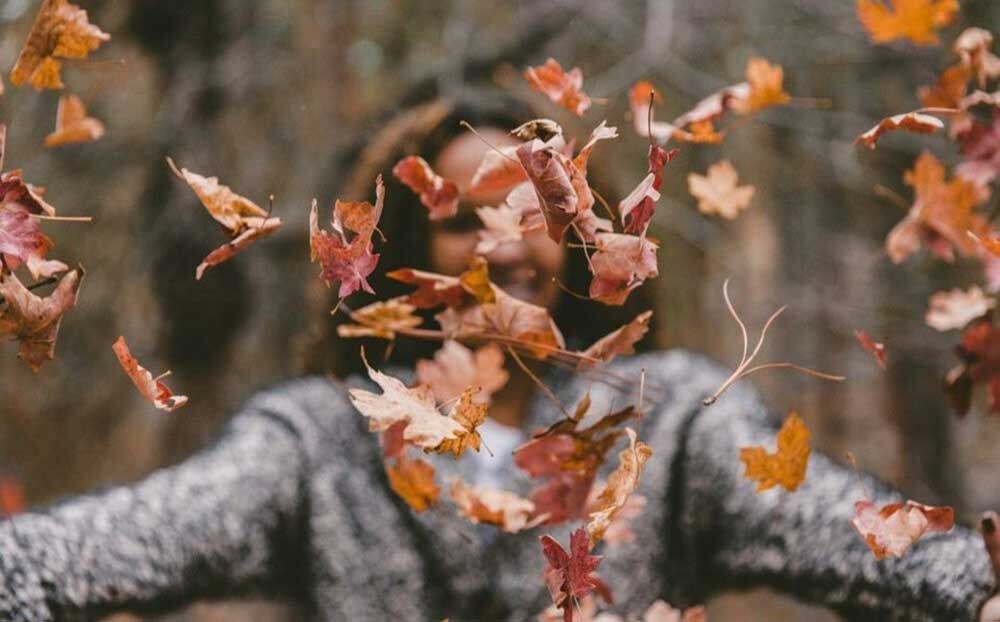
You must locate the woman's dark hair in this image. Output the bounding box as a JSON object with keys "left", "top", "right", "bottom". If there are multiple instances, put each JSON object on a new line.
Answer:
{"left": 298, "top": 88, "right": 662, "bottom": 378}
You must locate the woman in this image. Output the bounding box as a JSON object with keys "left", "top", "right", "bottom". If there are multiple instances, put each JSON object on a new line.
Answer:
{"left": 0, "top": 91, "right": 997, "bottom": 622}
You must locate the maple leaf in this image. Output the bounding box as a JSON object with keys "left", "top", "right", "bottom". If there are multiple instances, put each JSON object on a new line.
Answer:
{"left": 168, "top": 158, "right": 282, "bottom": 279}
{"left": 459, "top": 256, "right": 495, "bottom": 304}
{"left": 112, "top": 336, "right": 188, "bottom": 412}
{"left": 10, "top": 0, "right": 110, "bottom": 90}
{"left": 855, "top": 111, "right": 945, "bottom": 149}
{"left": 687, "top": 160, "right": 755, "bottom": 220}
{"left": 585, "top": 428, "right": 653, "bottom": 546}
{"left": 387, "top": 267, "right": 466, "bottom": 309}
{"left": 524, "top": 58, "right": 592, "bottom": 117}
{"left": 852, "top": 499, "right": 954, "bottom": 559}
{"left": 449, "top": 479, "right": 539, "bottom": 533}
{"left": 475, "top": 203, "right": 524, "bottom": 255}
{"left": 469, "top": 146, "right": 527, "bottom": 198}
{"left": 855, "top": 330, "right": 888, "bottom": 370}
{"left": 540, "top": 528, "right": 612, "bottom": 622}
{"left": 516, "top": 141, "right": 580, "bottom": 242}
{"left": 337, "top": 297, "right": 423, "bottom": 339}
{"left": 0, "top": 267, "right": 83, "bottom": 371}
{"left": 856, "top": 0, "right": 959, "bottom": 46}
{"left": 310, "top": 176, "right": 385, "bottom": 298}
{"left": 944, "top": 316, "right": 1000, "bottom": 415}
{"left": 619, "top": 146, "right": 677, "bottom": 236}
{"left": 392, "top": 155, "right": 460, "bottom": 220}
{"left": 734, "top": 58, "right": 792, "bottom": 114}
{"left": 588, "top": 233, "right": 659, "bottom": 306}
{"left": 673, "top": 85, "right": 750, "bottom": 130}
{"left": 0, "top": 171, "right": 67, "bottom": 281}
{"left": 386, "top": 455, "right": 439, "bottom": 512}
{"left": 926, "top": 286, "right": 996, "bottom": 331}
{"left": 433, "top": 388, "right": 488, "bottom": 458}
{"left": 348, "top": 356, "right": 464, "bottom": 449}
{"left": 579, "top": 310, "right": 653, "bottom": 370}
{"left": 482, "top": 285, "right": 566, "bottom": 357}
{"left": 415, "top": 340, "right": 509, "bottom": 405}
{"left": 44, "top": 94, "right": 104, "bottom": 148}
{"left": 739, "top": 412, "right": 810, "bottom": 492}
{"left": 919, "top": 63, "right": 971, "bottom": 109}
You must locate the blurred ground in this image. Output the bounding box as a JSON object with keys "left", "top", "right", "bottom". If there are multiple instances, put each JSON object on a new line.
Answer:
{"left": 2, "top": 0, "right": 1000, "bottom": 620}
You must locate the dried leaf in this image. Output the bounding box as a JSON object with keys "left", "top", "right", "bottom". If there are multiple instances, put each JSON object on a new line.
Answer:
{"left": 619, "top": 146, "right": 677, "bottom": 236}
{"left": 516, "top": 141, "right": 580, "bottom": 242}
{"left": 459, "top": 256, "right": 495, "bottom": 304}
{"left": 852, "top": 499, "right": 954, "bottom": 559}
{"left": 629, "top": 81, "right": 684, "bottom": 145}
{"left": 469, "top": 146, "right": 527, "bottom": 197}
{"left": 588, "top": 233, "right": 659, "bottom": 306}
{"left": 483, "top": 285, "right": 566, "bottom": 357}
{"left": 0, "top": 267, "right": 83, "bottom": 371}
{"left": 434, "top": 387, "right": 488, "bottom": 458}
{"left": 475, "top": 203, "right": 524, "bottom": 255}
{"left": 926, "top": 286, "right": 996, "bottom": 331}
{"left": 855, "top": 330, "right": 888, "bottom": 370}
{"left": 954, "top": 28, "right": 1000, "bottom": 87}
{"left": 856, "top": 111, "right": 945, "bottom": 149}
{"left": 450, "top": 479, "right": 538, "bottom": 532}
{"left": 573, "top": 121, "right": 619, "bottom": 174}
{"left": 945, "top": 316, "right": 1000, "bottom": 415}
{"left": 524, "top": 58, "right": 592, "bottom": 116}
{"left": 338, "top": 297, "right": 423, "bottom": 339}
{"left": 44, "top": 94, "right": 104, "bottom": 147}
{"left": 540, "top": 528, "right": 611, "bottom": 622}
{"left": 739, "top": 412, "right": 810, "bottom": 492}
{"left": 511, "top": 119, "right": 564, "bottom": 143}
{"left": 386, "top": 456, "right": 439, "bottom": 512}
{"left": 393, "top": 155, "right": 460, "bottom": 220}
{"left": 734, "top": 58, "right": 792, "bottom": 114}
{"left": 687, "top": 160, "right": 755, "bottom": 220}
{"left": 10, "top": 0, "right": 110, "bottom": 90}
{"left": 111, "top": 336, "right": 187, "bottom": 412}
{"left": 168, "top": 158, "right": 268, "bottom": 235}
{"left": 310, "top": 176, "right": 385, "bottom": 298}
{"left": 579, "top": 310, "right": 653, "bottom": 370}
{"left": 415, "top": 340, "right": 509, "bottom": 404}
{"left": 387, "top": 267, "right": 467, "bottom": 309}
{"left": 585, "top": 428, "right": 653, "bottom": 546}
{"left": 0, "top": 170, "right": 66, "bottom": 280}
{"left": 856, "top": 0, "right": 959, "bottom": 46}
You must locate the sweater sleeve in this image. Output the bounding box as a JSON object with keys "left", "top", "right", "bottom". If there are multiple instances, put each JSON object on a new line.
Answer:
{"left": 670, "top": 355, "right": 997, "bottom": 621}
{"left": 0, "top": 381, "right": 318, "bottom": 622}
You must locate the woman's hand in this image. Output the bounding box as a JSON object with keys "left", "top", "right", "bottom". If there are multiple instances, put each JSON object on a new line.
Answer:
{"left": 980, "top": 513, "right": 1000, "bottom": 622}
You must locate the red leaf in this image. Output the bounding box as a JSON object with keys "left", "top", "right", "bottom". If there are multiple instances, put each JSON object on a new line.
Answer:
{"left": 392, "top": 155, "right": 460, "bottom": 220}
{"left": 112, "top": 336, "right": 187, "bottom": 412}
{"left": 540, "top": 528, "right": 611, "bottom": 622}
{"left": 588, "top": 233, "right": 659, "bottom": 306}
{"left": 0, "top": 267, "right": 83, "bottom": 371}
{"left": 524, "top": 59, "right": 592, "bottom": 117}
{"left": 516, "top": 141, "right": 580, "bottom": 242}
{"left": 855, "top": 330, "right": 888, "bottom": 370}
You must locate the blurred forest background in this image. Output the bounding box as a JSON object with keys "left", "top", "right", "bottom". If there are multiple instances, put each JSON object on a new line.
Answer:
{"left": 2, "top": 0, "right": 1000, "bottom": 620}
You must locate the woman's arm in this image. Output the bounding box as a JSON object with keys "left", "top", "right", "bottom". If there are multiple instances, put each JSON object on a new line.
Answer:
{"left": 675, "top": 369, "right": 996, "bottom": 620}
{"left": 0, "top": 387, "right": 314, "bottom": 622}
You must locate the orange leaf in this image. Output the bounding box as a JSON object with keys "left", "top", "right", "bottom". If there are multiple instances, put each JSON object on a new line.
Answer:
{"left": 856, "top": 0, "right": 959, "bottom": 46}
{"left": 855, "top": 111, "right": 945, "bottom": 149}
{"left": 392, "top": 155, "right": 459, "bottom": 220}
{"left": 386, "top": 456, "right": 439, "bottom": 512}
{"left": 579, "top": 310, "right": 653, "bottom": 370}
{"left": 855, "top": 330, "right": 888, "bottom": 370}
{"left": 735, "top": 58, "right": 791, "bottom": 113}
{"left": 44, "top": 94, "right": 104, "bottom": 147}
{"left": 739, "top": 412, "right": 810, "bottom": 492}
{"left": 433, "top": 387, "right": 488, "bottom": 458}
{"left": 852, "top": 500, "right": 954, "bottom": 559}
{"left": 337, "top": 296, "right": 423, "bottom": 339}
{"left": 450, "top": 479, "right": 538, "bottom": 533}
{"left": 0, "top": 267, "right": 84, "bottom": 372}
{"left": 10, "top": 0, "right": 110, "bottom": 90}
{"left": 415, "top": 340, "right": 509, "bottom": 405}
{"left": 523, "top": 58, "right": 592, "bottom": 116}
{"left": 585, "top": 428, "right": 653, "bottom": 546}
{"left": 112, "top": 336, "right": 187, "bottom": 412}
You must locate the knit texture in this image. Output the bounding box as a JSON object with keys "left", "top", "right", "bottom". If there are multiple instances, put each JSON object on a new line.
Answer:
{"left": 0, "top": 349, "right": 994, "bottom": 621}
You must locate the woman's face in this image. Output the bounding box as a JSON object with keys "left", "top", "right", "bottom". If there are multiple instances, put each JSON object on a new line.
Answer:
{"left": 429, "top": 129, "right": 566, "bottom": 308}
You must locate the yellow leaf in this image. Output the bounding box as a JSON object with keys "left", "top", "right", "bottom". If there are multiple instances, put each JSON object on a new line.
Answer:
{"left": 856, "top": 0, "right": 959, "bottom": 46}
{"left": 738, "top": 58, "right": 791, "bottom": 113}
{"left": 337, "top": 297, "right": 422, "bottom": 339}
{"left": 10, "top": 0, "right": 110, "bottom": 90}
{"left": 385, "top": 456, "right": 439, "bottom": 512}
{"left": 432, "top": 387, "right": 488, "bottom": 458}
{"left": 739, "top": 412, "right": 810, "bottom": 492}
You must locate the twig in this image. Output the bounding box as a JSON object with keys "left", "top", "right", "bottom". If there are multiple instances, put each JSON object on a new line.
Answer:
{"left": 506, "top": 345, "right": 571, "bottom": 419}
{"left": 29, "top": 214, "right": 93, "bottom": 223}
{"left": 459, "top": 121, "right": 519, "bottom": 163}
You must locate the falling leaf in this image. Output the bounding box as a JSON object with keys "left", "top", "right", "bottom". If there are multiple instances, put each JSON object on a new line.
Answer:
{"left": 310, "top": 176, "right": 385, "bottom": 298}
{"left": 926, "top": 286, "right": 996, "bottom": 331}
{"left": 386, "top": 456, "right": 439, "bottom": 512}
{"left": 0, "top": 170, "right": 67, "bottom": 280}
{"left": 415, "top": 340, "right": 509, "bottom": 405}
{"left": 579, "top": 310, "right": 653, "bottom": 370}
{"left": 919, "top": 63, "right": 972, "bottom": 109}
{"left": 433, "top": 388, "right": 488, "bottom": 458}
{"left": 393, "top": 155, "right": 460, "bottom": 220}
{"left": 44, "top": 94, "right": 104, "bottom": 147}
{"left": 10, "top": 0, "right": 110, "bottom": 90}
{"left": 540, "top": 528, "right": 612, "bottom": 622}
{"left": 572, "top": 121, "right": 619, "bottom": 174}
{"left": 618, "top": 146, "right": 677, "bottom": 236}
{"left": 629, "top": 81, "right": 685, "bottom": 145}
{"left": 852, "top": 499, "right": 954, "bottom": 559}
{"left": 734, "top": 58, "right": 792, "bottom": 114}
{"left": 585, "top": 428, "right": 653, "bottom": 546}
{"left": 469, "top": 146, "right": 527, "bottom": 198}
{"left": 0, "top": 476, "right": 25, "bottom": 517}
{"left": 687, "top": 160, "right": 755, "bottom": 220}
{"left": 459, "top": 256, "right": 495, "bottom": 304}
{"left": 944, "top": 316, "right": 1000, "bottom": 415}
{"left": 482, "top": 286, "right": 566, "bottom": 357}
{"left": 387, "top": 267, "right": 467, "bottom": 309}
{"left": 885, "top": 151, "right": 984, "bottom": 263}
{"left": 855, "top": 330, "right": 888, "bottom": 370}
{"left": 195, "top": 217, "right": 281, "bottom": 280}
{"left": 450, "top": 479, "right": 539, "bottom": 533}
{"left": 523, "top": 58, "right": 592, "bottom": 116}
{"left": 111, "top": 336, "right": 188, "bottom": 412}
{"left": 855, "top": 111, "right": 945, "bottom": 149}
{"left": 516, "top": 141, "right": 580, "bottom": 242}
{"left": 337, "top": 297, "right": 423, "bottom": 339}
{"left": 954, "top": 28, "right": 1000, "bottom": 87}
{"left": 0, "top": 267, "right": 83, "bottom": 372}
{"left": 475, "top": 203, "right": 524, "bottom": 255}
{"left": 588, "top": 233, "right": 659, "bottom": 306}
{"left": 511, "top": 118, "right": 564, "bottom": 143}
{"left": 739, "top": 412, "right": 810, "bottom": 492}
{"left": 348, "top": 357, "right": 464, "bottom": 450}
{"left": 856, "top": 0, "right": 959, "bottom": 46}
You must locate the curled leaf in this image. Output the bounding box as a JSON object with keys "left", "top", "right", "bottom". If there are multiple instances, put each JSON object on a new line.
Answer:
{"left": 392, "top": 155, "right": 460, "bottom": 220}
{"left": 112, "top": 336, "right": 187, "bottom": 412}
{"left": 524, "top": 58, "right": 592, "bottom": 116}
{"left": 926, "top": 286, "right": 996, "bottom": 331}
{"left": 44, "top": 94, "right": 104, "bottom": 147}
{"left": 585, "top": 428, "right": 653, "bottom": 546}
{"left": 588, "top": 233, "right": 659, "bottom": 306}
{"left": 852, "top": 499, "right": 954, "bottom": 559}
{"left": 0, "top": 267, "right": 83, "bottom": 371}
{"left": 579, "top": 310, "right": 652, "bottom": 370}
{"left": 386, "top": 456, "right": 439, "bottom": 512}
{"left": 10, "top": 0, "right": 110, "bottom": 90}
{"left": 856, "top": 111, "right": 945, "bottom": 149}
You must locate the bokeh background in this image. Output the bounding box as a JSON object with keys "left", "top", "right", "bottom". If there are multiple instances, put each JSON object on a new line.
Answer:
{"left": 2, "top": 0, "right": 1000, "bottom": 620}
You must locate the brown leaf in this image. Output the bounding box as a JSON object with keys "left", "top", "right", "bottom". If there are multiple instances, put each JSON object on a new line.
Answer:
{"left": 392, "top": 155, "right": 460, "bottom": 220}
{"left": 588, "top": 233, "right": 659, "bottom": 306}
{"left": 112, "top": 336, "right": 188, "bottom": 412}
{"left": 0, "top": 266, "right": 83, "bottom": 371}
{"left": 856, "top": 111, "right": 945, "bottom": 149}
{"left": 44, "top": 94, "right": 104, "bottom": 147}
{"left": 449, "top": 479, "right": 538, "bottom": 533}
{"left": 482, "top": 286, "right": 566, "bottom": 357}
{"left": 387, "top": 267, "right": 467, "bottom": 309}
{"left": 167, "top": 158, "right": 268, "bottom": 235}
{"left": 433, "top": 387, "right": 488, "bottom": 459}
{"left": 468, "top": 146, "right": 527, "bottom": 198}
{"left": 415, "top": 340, "right": 509, "bottom": 405}
{"left": 852, "top": 499, "right": 954, "bottom": 559}
{"left": 585, "top": 428, "right": 653, "bottom": 546}
{"left": 10, "top": 0, "right": 110, "bottom": 90}
{"left": 337, "top": 297, "right": 423, "bottom": 339}
{"left": 310, "top": 176, "right": 385, "bottom": 298}
{"left": 687, "top": 160, "right": 755, "bottom": 220}
{"left": 516, "top": 141, "right": 580, "bottom": 242}
{"left": 386, "top": 456, "right": 439, "bottom": 512}
{"left": 523, "top": 58, "right": 592, "bottom": 116}
{"left": 579, "top": 310, "right": 652, "bottom": 370}
{"left": 739, "top": 412, "right": 810, "bottom": 492}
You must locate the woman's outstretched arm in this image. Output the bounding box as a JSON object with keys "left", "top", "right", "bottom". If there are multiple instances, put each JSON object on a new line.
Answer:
{"left": 0, "top": 386, "right": 314, "bottom": 622}
{"left": 671, "top": 356, "right": 996, "bottom": 621}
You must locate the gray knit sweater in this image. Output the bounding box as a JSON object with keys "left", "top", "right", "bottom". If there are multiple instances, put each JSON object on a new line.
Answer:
{"left": 0, "top": 350, "right": 994, "bottom": 621}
